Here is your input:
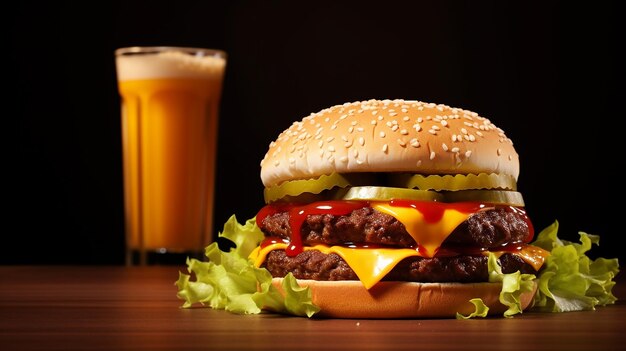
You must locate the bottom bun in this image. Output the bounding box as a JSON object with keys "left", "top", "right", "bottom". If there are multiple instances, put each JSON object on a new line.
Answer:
{"left": 272, "top": 278, "right": 537, "bottom": 319}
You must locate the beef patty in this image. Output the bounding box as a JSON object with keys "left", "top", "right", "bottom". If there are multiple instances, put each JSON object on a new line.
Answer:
{"left": 259, "top": 206, "right": 530, "bottom": 250}
{"left": 262, "top": 250, "right": 537, "bottom": 283}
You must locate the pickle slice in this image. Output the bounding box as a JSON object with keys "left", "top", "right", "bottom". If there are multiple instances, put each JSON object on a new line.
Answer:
{"left": 390, "top": 173, "right": 517, "bottom": 191}
{"left": 442, "top": 190, "right": 525, "bottom": 206}
{"left": 340, "top": 186, "right": 443, "bottom": 202}
{"left": 264, "top": 172, "right": 376, "bottom": 203}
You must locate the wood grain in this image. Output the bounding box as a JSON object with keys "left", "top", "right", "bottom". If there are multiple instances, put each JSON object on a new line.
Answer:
{"left": 1, "top": 266, "right": 624, "bottom": 350}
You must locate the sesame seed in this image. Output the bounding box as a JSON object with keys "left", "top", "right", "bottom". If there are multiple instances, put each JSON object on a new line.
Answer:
{"left": 327, "top": 137, "right": 334, "bottom": 142}
{"left": 289, "top": 157, "right": 295, "bottom": 164}
{"left": 452, "top": 135, "right": 457, "bottom": 142}
{"left": 403, "top": 116, "right": 410, "bottom": 121}
{"left": 416, "top": 160, "right": 422, "bottom": 166}
{"left": 400, "top": 129, "right": 408, "bottom": 135}
{"left": 331, "top": 125, "right": 337, "bottom": 130}
{"left": 380, "top": 131, "right": 386, "bottom": 138}
{"left": 389, "top": 112, "right": 398, "bottom": 116}
{"left": 391, "top": 125, "right": 399, "bottom": 132}
{"left": 371, "top": 120, "right": 377, "bottom": 125}
{"left": 356, "top": 159, "right": 364, "bottom": 165}
{"left": 274, "top": 160, "right": 280, "bottom": 167}
{"left": 397, "top": 139, "right": 406, "bottom": 147}
{"left": 357, "top": 127, "right": 364, "bottom": 132}
{"left": 508, "top": 155, "right": 513, "bottom": 160}
{"left": 418, "top": 106, "right": 424, "bottom": 111}
{"left": 340, "top": 156, "right": 348, "bottom": 163}
{"left": 351, "top": 120, "right": 358, "bottom": 126}
{"left": 410, "top": 138, "right": 420, "bottom": 148}
{"left": 413, "top": 124, "right": 422, "bottom": 132}
{"left": 328, "top": 146, "right": 335, "bottom": 152}
{"left": 382, "top": 144, "right": 389, "bottom": 153}
{"left": 442, "top": 143, "right": 449, "bottom": 151}
{"left": 465, "top": 150, "right": 472, "bottom": 158}
{"left": 441, "top": 120, "right": 448, "bottom": 127}
{"left": 432, "top": 125, "right": 440, "bottom": 131}
{"left": 417, "top": 117, "right": 423, "bottom": 123}
{"left": 348, "top": 126, "right": 354, "bottom": 133}
{"left": 402, "top": 109, "right": 408, "bottom": 113}
{"left": 461, "top": 128, "right": 468, "bottom": 134}
{"left": 353, "top": 149, "right": 359, "bottom": 157}
{"left": 358, "top": 137, "right": 365, "bottom": 146}
{"left": 428, "top": 130, "right": 437, "bottom": 135}
{"left": 344, "top": 141, "right": 353, "bottom": 148}
{"left": 464, "top": 135, "right": 470, "bottom": 141}
{"left": 372, "top": 110, "right": 378, "bottom": 115}
{"left": 378, "top": 115, "right": 384, "bottom": 121}
{"left": 341, "top": 135, "right": 348, "bottom": 142}
{"left": 386, "top": 121, "right": 392, "bottom": 127}
{"left": 497, "top": 148, "right": 502, "bottom": 156}
{"left": 430, "top": 151, "right": 436, "bottom": 160}
{"left": 318, "top": 140, "right": 324, "bottom": 148}
{"left": 469, "top": 134, "right": 476, "bottom": 141}
{"left": 476, "top": 131, "right": 483, "bottom": 137}
{"left": 340, "top": 114, "right": 347, "bottom": 120}
{"left": 451, "top": 147, "right": 460, "bottom": 153}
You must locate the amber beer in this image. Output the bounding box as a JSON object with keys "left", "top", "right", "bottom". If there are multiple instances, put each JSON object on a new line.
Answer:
{"left": 115, "top": 47, "right": 226, "bottom": 264}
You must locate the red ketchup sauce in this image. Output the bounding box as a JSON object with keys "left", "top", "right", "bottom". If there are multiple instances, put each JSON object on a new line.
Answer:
{"left": 256, "top": 200, "right": 534, "bottom": 257}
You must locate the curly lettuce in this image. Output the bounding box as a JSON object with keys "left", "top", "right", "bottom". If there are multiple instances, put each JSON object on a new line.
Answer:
{"left": 177, "top": 216, "right": 618, "bottom": 319}
{"left": 175, "top": 215, "right": 320, "bottom": 317}
{"left": 530, "top": 221, "right": 619, "bottom": 312}
{"left": 461, "top": 220, "right": 619, "bottom": 318}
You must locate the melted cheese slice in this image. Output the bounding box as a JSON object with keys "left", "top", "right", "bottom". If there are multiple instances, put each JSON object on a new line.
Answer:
{"left": 249, "top": 243, "right": 549, "bottom": 290}
{"left": 250, "top": 243, "right": 420, "bottom": 289}
{"left": 488, "top": 245, "right": 549, "bottom": 271}
{"left": 371, "top": 202, "right": 471, "bottom": 257}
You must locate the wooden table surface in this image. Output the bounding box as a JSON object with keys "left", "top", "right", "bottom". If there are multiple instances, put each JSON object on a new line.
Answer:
{"left": 1, "top": 266, "right": 624, "bottom": 351}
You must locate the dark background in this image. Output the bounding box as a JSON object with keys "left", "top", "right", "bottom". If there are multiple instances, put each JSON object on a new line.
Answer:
{"left": 5, "top": 1, "right": 622, "bottom": 265}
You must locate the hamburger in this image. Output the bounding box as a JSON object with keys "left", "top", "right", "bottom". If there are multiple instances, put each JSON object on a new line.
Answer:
{"left": 248, "top": 99, "right": 548, "bottom": 318}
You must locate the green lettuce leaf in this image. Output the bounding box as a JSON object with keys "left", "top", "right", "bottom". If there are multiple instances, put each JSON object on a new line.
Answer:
{"left": 464, "top": 220, "right": 619, "bottom": 319}
{"left": 530, "top": 220, "right": 619, "bottom": 312}
{"left": 488, "top": 252, "right": 537, "bottom": 318}
{"left": 175, "top": 215, "right": 320, "bottom": 317}
{"left": 456, "top": 298, "right": 489, "bottom": 319}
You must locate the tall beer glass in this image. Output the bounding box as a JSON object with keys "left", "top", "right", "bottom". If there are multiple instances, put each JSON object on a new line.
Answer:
{"left": 115, "top": 47, "right": 226, "bottom": 265}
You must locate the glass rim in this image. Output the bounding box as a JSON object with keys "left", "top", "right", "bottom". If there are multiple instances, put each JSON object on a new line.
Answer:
{"left": 115, "top": 46, "right": 226, "bottom": 58}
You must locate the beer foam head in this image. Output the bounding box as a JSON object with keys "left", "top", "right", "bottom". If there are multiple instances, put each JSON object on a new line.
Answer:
{"left": 116, "top": 49, "right": 226, "bottom": 81}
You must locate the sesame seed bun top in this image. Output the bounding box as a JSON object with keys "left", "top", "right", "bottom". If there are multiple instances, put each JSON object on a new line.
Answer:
{"left": 260, "top": 99, "right": 519, "bottom": 188}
